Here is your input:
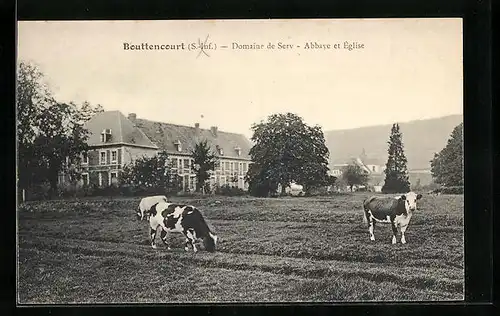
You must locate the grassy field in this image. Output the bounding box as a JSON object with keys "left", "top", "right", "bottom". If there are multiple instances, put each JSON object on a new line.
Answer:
{"left": 17, "top": 193, "right": 464, "bottom": 303}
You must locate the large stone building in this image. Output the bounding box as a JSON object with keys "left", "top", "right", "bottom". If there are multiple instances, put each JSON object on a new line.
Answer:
{"left": 59, "top": 111, "right": 253, "bottom": 192}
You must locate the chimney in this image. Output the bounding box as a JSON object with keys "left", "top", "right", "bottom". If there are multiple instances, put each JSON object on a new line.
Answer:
{"left": 128, "top": 113, "right": 137, "bottom": 125}
{"left": 210, "top": 126, "right": 218, "bottom": 137}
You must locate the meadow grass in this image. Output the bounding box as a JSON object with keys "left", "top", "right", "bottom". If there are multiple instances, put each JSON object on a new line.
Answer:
{"left": 17, "top": 193, "right": 464, "bottom": 303}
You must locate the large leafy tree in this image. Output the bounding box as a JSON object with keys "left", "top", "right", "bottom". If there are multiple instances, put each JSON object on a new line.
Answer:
{"left": 430, "top": 122, "right": 463, "bottom": 187}
{"left": 17, "top": 61, "right": 103, "bottom": 196}
{"left": 342, "top": 164, "right": 369, "bottom": 192}
{"left": 382, "top": 123, "right": 411, "bottom": 193}
{"left": 190, "top": 139, "right": 219, "bottom": 193}
{"left": 120, "top": 151, "right": 175, "bottom": 189}
{"left": 246, "top": 112, "right": 331, "bottom": 196}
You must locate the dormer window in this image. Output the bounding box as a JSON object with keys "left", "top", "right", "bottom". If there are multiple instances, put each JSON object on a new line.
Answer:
{"left": 235, "top": 146, "right": 241, "bottom": 156}
{"left": 101, "top": 129, "right": 112, "bottom": 143}
{"left": 216, "top": 145, "right": 224, "bottom": 156}
{"left": 174, "top": 140, "right": 182, "bottom": 152}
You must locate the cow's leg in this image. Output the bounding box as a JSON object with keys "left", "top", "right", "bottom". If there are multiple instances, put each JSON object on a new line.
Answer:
{"left": 186, "top": 229, "right": 198, "bottom": 253}
{"left": 159, "top": 229, "right": 171, "bottom": 250}
{"left": 150, "top": 227, "right": 158, "bottom": 249}
{"left": 390, "top": 220, "right": 398, "bottom": 244}
{"left": 368, "top": 219, "right": 375, "bottom": 241}
{"left": 182, "top": 230, "right": 191, "bottom": 251}
{"left": 400, "top": 224, "right": 408, "bottom": 244}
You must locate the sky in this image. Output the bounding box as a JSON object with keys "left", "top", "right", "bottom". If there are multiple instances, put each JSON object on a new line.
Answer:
{"left": 17, "top": 19, "right": 463, "bottom": 139}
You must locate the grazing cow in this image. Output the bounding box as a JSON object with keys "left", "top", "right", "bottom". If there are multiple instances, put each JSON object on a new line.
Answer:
{"left": 148, "top": 201, "right": 218, "bottom": 253}
{"left": 363, "top": 192, "right": 423, "bottom": 244}
{"left": 136, "top": 195, "right": 168, "bottom": 221}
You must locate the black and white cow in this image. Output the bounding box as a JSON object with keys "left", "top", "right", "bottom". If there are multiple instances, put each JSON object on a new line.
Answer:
{"left": 148, "top": 201, "right": 218, "bottom": 252}
{"left": 363, "top": 192, "right": 423, "bottom": 244}
{"left": 136, "top": 195, "right": 168, "bottom": 221}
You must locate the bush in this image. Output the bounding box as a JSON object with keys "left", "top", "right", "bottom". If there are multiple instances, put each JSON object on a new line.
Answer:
{"left": 215, "top": 184, "right": 246, "bottom": 196}
{"left": 23, "top": 183, "right": 52, "bottom": 201}
{"left": 440, "top": 186, "right": 464, "bottom": 195}
{"left": 304, "top": 186, "right": 333, "bottom": 196}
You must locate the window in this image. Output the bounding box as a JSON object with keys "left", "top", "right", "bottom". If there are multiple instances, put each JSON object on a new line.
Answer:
{"left": 58, "top": 174, "right": 65, "bottom": 185}
{"left": 183, "top": 159, "right": 190, "bottom": 172}
{"left": 217, "top": 146, "right": 224, "bottom": 156}
{"left": 101, "top": 129, "right": 112, "bottom": 143}
{"left": 82, "top": 152, "right": 89, "bottom": 164}
{"left": 100, "top": 151, "right": 106, "bottom": 165}
{"left": 110, "top": 171, "right": 118, "bottom": 185}
{"left": 184, "top": 175, "right": 190, "bottom": 192}
{"left": 190, "top": 176, "right": 196, "bottom": 191}
{"left": 111, "top": 150, "right": 117, "bottom": 164}
{"left": 174, "top": 140, "right": 182, "bottom": 152}
{"left": 81, "top": 173, "right": 89, "bottom": 186}
{"left": 171, "top": 158, "right": 178, "bottom": 172}
{"left": 372, "top": 166, "right": 376, "bottom": 172}
{"left": 171, "top": 158, "right": 178, "bottom": 168}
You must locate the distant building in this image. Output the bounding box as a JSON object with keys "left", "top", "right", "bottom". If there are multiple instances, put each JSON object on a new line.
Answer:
{"left": 330, "top": 150, "right": 386, "bottom": 192}
{"left": 330, "top": 149, "right": 433, "bottom": 191}
{"left": 58, "top": 111, "right": 253, "bottom": 192}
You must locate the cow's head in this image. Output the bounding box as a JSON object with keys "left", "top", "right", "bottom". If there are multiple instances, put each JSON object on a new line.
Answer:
{"left": 401, "top": 192, "right": 423, "bottom": 212}
{"left": 203, "top": 232, "right": 218, "bottom": 252}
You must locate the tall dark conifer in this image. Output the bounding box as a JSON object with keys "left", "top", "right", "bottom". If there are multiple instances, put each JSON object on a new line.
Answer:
{"left": 382, "top": 123, "right": 411, "bottom": 193}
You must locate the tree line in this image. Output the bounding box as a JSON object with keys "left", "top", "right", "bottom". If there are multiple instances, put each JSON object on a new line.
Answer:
{"left": 17, "top": 61, "right": 104, "bottom": 198}
{"left": 333, "top": 122, "right": 463, "bottom": 193}
{"left": 17, "top": 60, "right": 463, "bottom": 200}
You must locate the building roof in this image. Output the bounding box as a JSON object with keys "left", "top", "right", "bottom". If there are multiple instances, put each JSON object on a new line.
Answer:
{"left": 133, "top": 117, "right": 253, "bottom": 160}
{"left": 83, "top": 111, "right": 159, "bottom": 148}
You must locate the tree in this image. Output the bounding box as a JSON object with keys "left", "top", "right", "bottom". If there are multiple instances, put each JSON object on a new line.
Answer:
{"left": 120, "top": 151, "right": 174, "bottom": 189}
{"left": 382, "top": 123, "right": 411, "bottom": 193}
{"left": 342, "top": 164, "right": 369, "bottom": 192}
{"left": 430, "top": 122, "right": 463, "bottom": 187}
{"left": 190, "top": 139, "right": 219, "bottom": 193}
{"left": 17, "top": 61, "right": 103, "bottom": 197}
{"left": 246, "top": 113, "right": 331, "bottom": 197}
{"left": 17, "top": 62, "right": 54, "bottom": 191}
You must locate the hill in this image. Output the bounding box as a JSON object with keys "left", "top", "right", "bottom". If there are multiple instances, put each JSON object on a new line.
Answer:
{"left": 325, "top": 114, "right": 463, "bottom": 171}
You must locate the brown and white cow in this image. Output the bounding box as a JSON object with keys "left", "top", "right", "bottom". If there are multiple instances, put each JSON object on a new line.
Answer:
{"left": 148, "top": 201, "right": 218, "bottom": 253}
{"left": 362, "top": 192, "right": 423, "bottom": 244}
{"left": 136, "top": 195, "right": 168, "bottom": 221}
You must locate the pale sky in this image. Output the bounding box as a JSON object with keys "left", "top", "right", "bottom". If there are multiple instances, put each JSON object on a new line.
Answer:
{"left": 17, "top": 19, "right": 463, "bottom": 139}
